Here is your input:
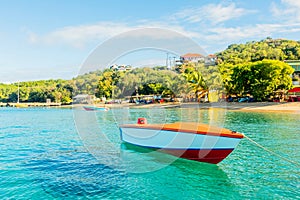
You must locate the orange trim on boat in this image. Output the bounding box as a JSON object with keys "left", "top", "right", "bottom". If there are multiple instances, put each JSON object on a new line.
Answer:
{"left": 120, "top": 122, "right": 244, "bottom": 139}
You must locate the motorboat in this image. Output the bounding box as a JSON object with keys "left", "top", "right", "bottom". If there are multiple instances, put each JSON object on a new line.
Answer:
{"left": 83, "top": 105, "right": 109, "bottom": 111}
{"left": 119, "top": 118, "right": 244, "bottom": 164}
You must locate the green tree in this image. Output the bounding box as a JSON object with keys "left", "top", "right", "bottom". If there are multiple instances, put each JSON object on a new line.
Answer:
{"left": 8, "top": 92, "right": 18, "bottom": 102}
{"left": 98, "top": 70, "right": 115, "bottom": 98}
{"left": 183, "top": 69, "right": 208, "bottom": 101}
{"left": 228, "top": 60, "right": 294, "bottom": 100}
{"left": 116, "top": 67, "right": 178, "bottom": 98}
{"left": 28, "top": 89, "right": 46, "bottom": 102}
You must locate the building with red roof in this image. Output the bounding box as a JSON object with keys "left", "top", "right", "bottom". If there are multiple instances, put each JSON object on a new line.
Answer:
{"left": 179, "top": 53, "right": 217, "bottom": 65}
{"left": 180, "top": 53, "right": 205, "bottom": 63}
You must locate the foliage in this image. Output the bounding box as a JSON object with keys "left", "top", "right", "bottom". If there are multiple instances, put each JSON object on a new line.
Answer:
{"left": 224, "top": 60, "right": 294, "bottom": 100}
{"left": 0, "top": 84, "right": 17, "bottom": 102}
{"left": 116, "top": 67, "right": 181, "bottom": 98}
{"left": 180, "top": 62, "right": 224, "bottom": 101}
{"left": 73, "top": 70, "right": 101, "bottom": 95}
{"left": 0, "top": 38, "right": 297, "bottom": 103}
{"left": 183, "top": 67, "right": 208, "bottom": 99}
{"left": 97, "top": 69, "right": 125, "bottom": 98}
{"left": 0, "top": 80, "right": 73, "bottom": 103}
{"left": 217, "top": 38, "right": 300, "bottom": 65}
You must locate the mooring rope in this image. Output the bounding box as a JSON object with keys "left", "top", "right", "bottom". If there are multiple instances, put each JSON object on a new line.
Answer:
{"left": 244, "top": 134, "right": 300, "bottom": 167}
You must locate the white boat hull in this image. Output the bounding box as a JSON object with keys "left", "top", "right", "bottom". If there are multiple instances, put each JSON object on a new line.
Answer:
{"left": 119, "top": 122, "right": 243, "bottom": 164}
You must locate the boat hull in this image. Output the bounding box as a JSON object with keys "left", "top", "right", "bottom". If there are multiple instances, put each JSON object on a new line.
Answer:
{"left": 156, "top": 148, "right": 233, "bottom": 164}
{"left": 120, "top": 123, "right": 243, "bottom": 164}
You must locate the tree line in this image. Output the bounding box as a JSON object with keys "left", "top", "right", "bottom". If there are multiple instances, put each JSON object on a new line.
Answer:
{"left": 0, "top": 38, "right": 297, "bottom": 103}
{"left": 0, "top": 80, "right": 74, "bottom": 104}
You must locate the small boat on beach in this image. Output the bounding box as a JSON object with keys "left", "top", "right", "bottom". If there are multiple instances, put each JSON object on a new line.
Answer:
{"left": 119, "top": 118, "right": 244, "bottom": 164}
{"left": 83, "top": 105, "right": 109, "bottom": 111}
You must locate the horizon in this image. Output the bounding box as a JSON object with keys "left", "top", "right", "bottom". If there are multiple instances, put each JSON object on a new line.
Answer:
{"left": 1, "top": 0, "right": 300, "bottom": 82}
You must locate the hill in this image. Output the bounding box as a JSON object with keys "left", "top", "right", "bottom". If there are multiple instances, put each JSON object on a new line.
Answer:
{"left": 0, "top": 38, "right": 298, "bottom": 103}
{"left": 216, "top": 38, "right": 300, "bottom": 64}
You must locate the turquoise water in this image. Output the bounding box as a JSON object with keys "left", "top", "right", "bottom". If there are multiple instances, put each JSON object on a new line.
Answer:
{"left": 0, "top": 107, "right": 299, "bottom": 199}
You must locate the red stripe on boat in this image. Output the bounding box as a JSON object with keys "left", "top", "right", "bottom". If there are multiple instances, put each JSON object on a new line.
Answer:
{"left": 160, "top": 148, "right": 234, "bottom": 164}
{"left": 123, "top": 141, "right": 235, "bottom": 164}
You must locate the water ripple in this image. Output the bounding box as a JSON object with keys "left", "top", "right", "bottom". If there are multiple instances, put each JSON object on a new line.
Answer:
{"left": 0, "top": 108, "right": 299, "bottom": 199}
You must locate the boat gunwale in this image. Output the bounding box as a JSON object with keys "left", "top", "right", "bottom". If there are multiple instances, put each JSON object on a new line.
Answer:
{"left": 120, "top": 123, "right": 244, "bottom": 139}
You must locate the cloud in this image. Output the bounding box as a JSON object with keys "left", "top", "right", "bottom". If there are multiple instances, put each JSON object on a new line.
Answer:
{"left": 25, "top": 2, "right": 300, "bottom": 54}
{"left": 27, "top": 22, "right": 132, "bottom": 48}
{"left": 203, "top": 22, "right": 300, "bottom": 44}
{"left": 26, "top": 2, "right": 257, "bottom": 49}
{"left": 26, "top": 21, "right": 202, "bottom": 49}
{"left": 271, "top": 0, "right": 300, "bottom": 22}
{"left": 171, "top": 2, "right": 256, "bottom": 25}
{"left": 282, "top": 0, "right": 300, "bottom": 8}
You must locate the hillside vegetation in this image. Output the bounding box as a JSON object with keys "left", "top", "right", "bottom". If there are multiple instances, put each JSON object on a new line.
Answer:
{"left": 0, "top": 38, "right": 297, "bottom": 103}
{"left": 217, "top": 38, "right": 300, "bottom": 64}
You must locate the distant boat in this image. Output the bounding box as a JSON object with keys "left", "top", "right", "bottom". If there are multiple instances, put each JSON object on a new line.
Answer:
{"left": 83, "top": 105, "right": 109, "bottom": 111}
{"left": 119, "top": 118, "right": 244, "bottom": 164}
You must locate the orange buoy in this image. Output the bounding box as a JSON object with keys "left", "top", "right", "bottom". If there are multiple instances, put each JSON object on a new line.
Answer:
{"left": 137, "top": 118, "right": 147, "bottom": 124}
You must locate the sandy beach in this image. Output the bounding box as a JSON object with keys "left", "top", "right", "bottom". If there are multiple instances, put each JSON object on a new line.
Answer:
{"left": 236, "top": 102, "right": 300, "bottom": 113}
{"left": 74, "top": 101, "right": 300, "bottom": 113}
{"left": 180, "top": 102, "right": 300, "bottom": 113}
{"left": 5, "top": 101, "right": 298, "bottom": 113}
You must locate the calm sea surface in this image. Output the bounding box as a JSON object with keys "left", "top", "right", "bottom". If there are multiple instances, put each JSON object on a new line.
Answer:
{"left": 0, "top": 107, "right": 299, "bottom": 199}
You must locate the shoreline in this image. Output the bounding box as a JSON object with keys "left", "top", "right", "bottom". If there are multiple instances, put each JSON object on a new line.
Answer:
{"left": 2, "top": 102, "right": 300, "bottom": 113}
{"left": 82, "top": 102, "right": 300, "bottom": 113}
{"left": 180, "top": 102, "right": 300, "bottom": 113}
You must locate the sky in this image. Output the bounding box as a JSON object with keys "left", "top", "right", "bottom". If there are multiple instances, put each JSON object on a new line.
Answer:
{"left": 1, "top": 0, "right": 300, "bottom": 82}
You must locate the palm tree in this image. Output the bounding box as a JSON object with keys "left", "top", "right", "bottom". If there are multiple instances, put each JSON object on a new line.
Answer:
{"left": 184, "top": 70, "right": 208, "bottom": 102}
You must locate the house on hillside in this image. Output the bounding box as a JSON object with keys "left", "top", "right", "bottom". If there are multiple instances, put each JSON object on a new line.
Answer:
{"left": 180, "top": 53, "right": 205, "bottom": 63}
{"left": 204, "top": 54, "right": 217, "bottom": 66}
{"left": 110, "top": 64, "right": 132, "bottom": 71}
{"left": 285, "top": 60, "right": 300, "bottom": 86}
{"left": 179, "top": 53, "right": 217, "bottom": 65}
{"left": 110, "top": 64, "right": 119, "bottom": 71}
